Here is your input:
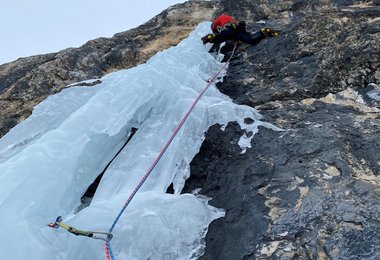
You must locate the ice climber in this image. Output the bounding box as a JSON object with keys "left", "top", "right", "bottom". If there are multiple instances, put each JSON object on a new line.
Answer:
{"left": 201, "top": 14, "right": 279, "bottom": 47}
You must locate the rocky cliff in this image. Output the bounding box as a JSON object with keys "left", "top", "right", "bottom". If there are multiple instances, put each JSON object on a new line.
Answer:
{"left": 1, "top": 0, "right": 379, "bottom": 259}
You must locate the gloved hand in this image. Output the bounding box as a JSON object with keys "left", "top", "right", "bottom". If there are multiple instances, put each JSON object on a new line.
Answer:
{"left": 201, "top": 34, "right": 215, "bottom": 44}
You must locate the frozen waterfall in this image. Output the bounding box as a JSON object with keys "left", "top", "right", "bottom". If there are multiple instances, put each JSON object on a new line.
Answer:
{"left": 0, "top": 23, "right": 276, "bottom": 259}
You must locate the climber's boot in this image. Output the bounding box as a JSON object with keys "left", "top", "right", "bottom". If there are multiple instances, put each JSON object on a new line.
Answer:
{"left": 260, "top": 28, "right": 280, "bottom": 37}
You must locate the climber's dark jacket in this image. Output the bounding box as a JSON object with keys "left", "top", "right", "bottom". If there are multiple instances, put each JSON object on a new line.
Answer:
{"left": 210, "top": 22, "right": 266, "bottom": 45}
{"left": 203, "top": 14, "right": 277, "bottom": 46}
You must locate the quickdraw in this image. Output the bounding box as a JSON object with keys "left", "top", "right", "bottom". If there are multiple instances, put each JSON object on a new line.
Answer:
{"left": 48, "top": 216, "right": 113, "bottom": 242}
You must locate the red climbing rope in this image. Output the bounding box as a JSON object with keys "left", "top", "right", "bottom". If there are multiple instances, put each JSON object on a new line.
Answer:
{"left": 105, "top": 44, "right": 237, "bottom": 260}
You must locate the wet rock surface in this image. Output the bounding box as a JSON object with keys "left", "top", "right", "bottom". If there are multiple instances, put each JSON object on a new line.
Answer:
{"left": 1, "top": 0, "right": 379, "bottom": 259}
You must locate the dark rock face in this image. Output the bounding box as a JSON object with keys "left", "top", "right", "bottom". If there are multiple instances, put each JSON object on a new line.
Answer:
{"left": 183, "top": 0, "right": 380, "bottom": 259}
{"left": 1, "top": 0, "right": 379, "bottom": 259}
{"left": 184, "top": 122, "right": 274, "bottom": 259}
{"left": 187, "top": 100, "right": 380, "bottom": 259}
{"left": 216, "top": 0, "right": 380, "bottom": 106}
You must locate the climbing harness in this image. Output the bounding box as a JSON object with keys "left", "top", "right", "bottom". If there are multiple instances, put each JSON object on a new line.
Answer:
{"left": 104, "top": 43, "right": 237, "bottom": 260}
{"left": 48, "top": 43, "right": 237, "bottom": 260}
{"left": 48, "top": 216, "right": 113, "bottom": 242}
